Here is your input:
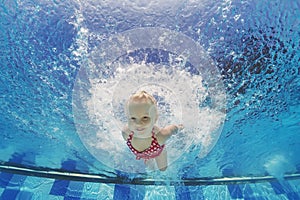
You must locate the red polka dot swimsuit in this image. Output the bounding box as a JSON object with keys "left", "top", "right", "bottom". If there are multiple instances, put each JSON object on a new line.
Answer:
{"left": 126, "top": 129, "right": 165, "bottom": 161}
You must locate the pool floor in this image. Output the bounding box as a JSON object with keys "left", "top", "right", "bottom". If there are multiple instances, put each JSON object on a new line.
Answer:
{"left": 1, "top": 171, "right": 300, "bottom": 200}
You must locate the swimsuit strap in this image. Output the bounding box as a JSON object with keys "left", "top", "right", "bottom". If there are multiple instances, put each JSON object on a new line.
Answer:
{"left": 126, "top": 128, "right": 165, "bottom": 161}
{"left": 128, "top": 132, "right": 134, "bottom": 141}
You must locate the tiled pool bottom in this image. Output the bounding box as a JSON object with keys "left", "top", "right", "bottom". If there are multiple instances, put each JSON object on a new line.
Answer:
{"left": 0, "top": 172, "right": 300, "bottom": 200}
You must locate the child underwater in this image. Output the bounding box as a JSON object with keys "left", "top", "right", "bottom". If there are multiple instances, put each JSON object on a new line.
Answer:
{"left": 122, "top": 91, "right": 183, "bottom": 171}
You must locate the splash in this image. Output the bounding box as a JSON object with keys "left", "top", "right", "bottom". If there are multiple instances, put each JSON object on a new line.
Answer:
{"left": 264, "top": 154, "right": 296, "bottom": 181}
{"left": 72, "top": 27, "right": 226, "bottom": 173}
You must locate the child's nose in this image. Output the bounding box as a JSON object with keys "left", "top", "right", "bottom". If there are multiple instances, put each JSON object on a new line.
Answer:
{"left": 135, "top": 120, "right": 144, "bottom": 126}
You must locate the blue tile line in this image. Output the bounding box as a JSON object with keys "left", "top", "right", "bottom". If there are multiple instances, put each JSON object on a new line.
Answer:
{"left": 175, "top": 185, "right": 191, "bottom": 200}
{"left": 221, "top": 166, "right": 244, "bottom": 199}
{"left": 175, "top": 170, "right": 192, "bottom": 200}
{"left": 113, "top": 184, "right": 131, "bottom": 200}
{"left": 227, "top": 184, "right": 244, "bottom": 199}
{"left": 112, "top": 170, "right": 147, "bottom": 200}
{"left": 0, "top": 172, "right": 14, "bottom": 188}
{"left": 1, "top": 188, "right": 20, "bottom": 200}
{"left": 244, "top": 184, "right": 254, "bottom": 198}
{"left": 0, "top": 174, "right": 27, "bottom": 199}
{"left": 50, "top": 180, "right": 70, "bottom": 196}
{"left": 281, "top": 181, "right": 300, "bottom": 200}
{"left": 270, "top": 182, "right": 285, "bottom": 194}
{"left": 50, "top": 160, "right": 79, "bottom": 197}
{"left": 287, "top": 192, "right": 300, "bottom": 200}
{"left": 0, "top": 153, "right": 27, "bottom": 188}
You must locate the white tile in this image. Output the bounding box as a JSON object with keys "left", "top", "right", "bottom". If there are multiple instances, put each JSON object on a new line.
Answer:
{"left": 144, "top": 185, "right": 175, "bottom": 200}
{"left": 21, "top": 176, "right": 55, "bottom": 199}
{"left": 250, "top": 182, "right": 283, "bottom": 199}
{"left": 81, "top": 182, "right": 114, "bottom": 199}
{"left": 202, "top": 185, "right": 232, "bottom": 200}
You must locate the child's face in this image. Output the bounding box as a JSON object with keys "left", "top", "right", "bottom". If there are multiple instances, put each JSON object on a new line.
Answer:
{"left": 127, "top": 101, "right": 157, "bottom": 135}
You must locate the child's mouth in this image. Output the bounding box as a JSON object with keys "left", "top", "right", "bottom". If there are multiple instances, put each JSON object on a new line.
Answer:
{"left": 136, "top": 128, "right": 145, "bottom": 132}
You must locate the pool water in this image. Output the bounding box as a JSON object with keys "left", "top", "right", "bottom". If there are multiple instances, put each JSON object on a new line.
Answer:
{"left": 0, "top": 0, "right": 299, "bottom": 199}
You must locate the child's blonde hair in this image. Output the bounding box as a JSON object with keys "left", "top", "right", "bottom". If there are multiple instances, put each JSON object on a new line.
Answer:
{"left": 127, "top": 91, "right": 158, "bottom": 120}
{"left": 129, "top": 91, "right": 157, "bottom": 105}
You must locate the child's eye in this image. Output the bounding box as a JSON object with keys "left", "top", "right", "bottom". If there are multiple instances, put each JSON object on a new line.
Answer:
{"left": 142, "top": 117, "right": 149, "bottom": 121}
{"left": 130, "top": 117, "right": 136, "bottom": 121}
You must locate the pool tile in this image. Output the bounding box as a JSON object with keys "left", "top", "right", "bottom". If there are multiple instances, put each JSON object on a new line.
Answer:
{"left": 289, "top": 179, "right": 300, "bottom": 193}
{"left": 253, "top": 182, "right": 287, "bottom": 199}
{"left": 50, "top": 180, "right": 70, "bottom": 196}
{"left": 270, "top": 180, "right": 300, "bottom": 200}
{"left": 65, "top": 181, "right": 85, "bottom": 199}
{"left": 113, "top": 184, "right": 130, "bottom": 200}
{"left": 7, "top": 174, "right": 27, "bottom": 187}
{"left": 23, "top": 176, "right": 55, "bottom": 196}
{"left": 49, "top": 159, "right": 79, "bottom": 196}
{"left": 1, "top": 168, "right": 300, "bottom": 200}
{"left": 1, "top": 188, "right": 19, "bottom": 200}
{"left": 80, "top": 182, "right": 114, "bottom": 199}
{"left": 287, "top": 192, "right": 300, "bottom": 200}
{"left": 130, "top": 184, "right": 146, "bottom": 200}
{"left": 80, "top": 182, "right": 101, "bottom": 199}
{"left": 270, "top": 181, "right": 285, "bottom": 194}
{"left": 0, "top": 172, "right": 14, "bottom": 187}
{"left": 188, "top": 186, "right": 205, "bottom": 200}
{"left": 244, "top": 197, "right": 266, "bottom": 200}
{"left": 48, "top": 195, "right": 64, "bottom": 200}
{"left": 243, "top": 184, "right": 254, "bottom": 198}
{"left": 17, "top": 190, "right": 34, "bottom": 199}
{"left": 227, "top": 184, "right": 244, "bottom": 199}
{"left": 202, "top": 185, "right": 231, "bottom": 199}
{"left": 175, "top": 185, "right": 191, "bottom": 200}
{"left": 144, "top": 185, "right": 176, "bottom": 199}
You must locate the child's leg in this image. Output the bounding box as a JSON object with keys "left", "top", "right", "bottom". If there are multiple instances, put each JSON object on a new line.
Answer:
{"left": 155, "top": 149, "right": 168, "bottom": 171}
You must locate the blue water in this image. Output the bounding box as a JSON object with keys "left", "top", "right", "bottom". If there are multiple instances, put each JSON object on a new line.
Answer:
{"left": 0, "top": 0, "right": 300, "bottom": 199}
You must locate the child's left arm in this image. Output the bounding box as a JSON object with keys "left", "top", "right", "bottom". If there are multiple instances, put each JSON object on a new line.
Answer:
{"left": 159, "top": 124, "right": 184, "bottom": 142}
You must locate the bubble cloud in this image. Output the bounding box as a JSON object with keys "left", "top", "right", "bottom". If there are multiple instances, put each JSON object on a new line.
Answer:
{"left": 72, "top": 27, "right": 226, "bottom": 173}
